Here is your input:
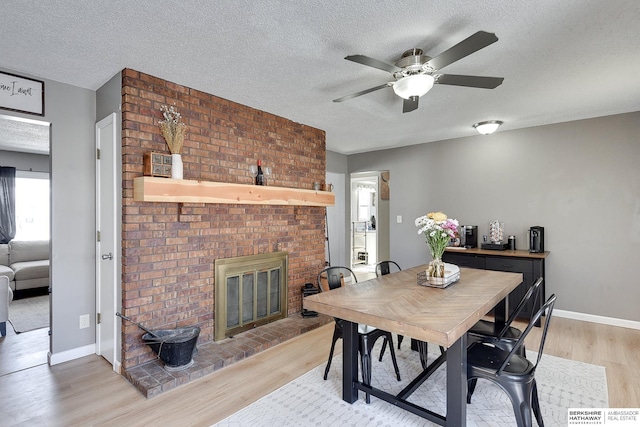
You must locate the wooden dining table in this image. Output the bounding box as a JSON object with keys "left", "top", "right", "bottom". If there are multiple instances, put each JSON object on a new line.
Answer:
{"left": 303, "top": 265, "right": 523, "bottom": 427}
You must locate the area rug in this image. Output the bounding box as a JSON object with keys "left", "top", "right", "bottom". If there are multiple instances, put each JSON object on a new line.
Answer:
{"left": 8, "top": 295, "right": 49, "bottom": 333}
{"left": 212, "top": 341, "right": 607, "bottom": 427}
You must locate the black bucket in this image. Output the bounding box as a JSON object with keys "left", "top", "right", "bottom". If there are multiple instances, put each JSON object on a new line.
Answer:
{"left": 142, "top": 327, "right": 200, "bottom": 370}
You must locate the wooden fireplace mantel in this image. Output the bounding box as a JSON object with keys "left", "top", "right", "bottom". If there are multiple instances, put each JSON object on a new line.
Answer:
{"left": 133, "top": 176, "right": 335, "bottom": 206}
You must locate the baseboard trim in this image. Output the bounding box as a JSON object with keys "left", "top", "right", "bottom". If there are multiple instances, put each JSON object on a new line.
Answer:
{"left": 48, "top": 343, "right": 96, "bottom": 366}
{"left": 554, "top": 309, "right": 640, "bottom": 330}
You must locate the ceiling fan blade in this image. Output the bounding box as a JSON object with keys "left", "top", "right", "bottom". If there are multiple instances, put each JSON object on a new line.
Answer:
{"left": 345, "top": 55, "right": 401, "bottom": 74}
{"left": 436, "top": 74, "right": 504, "bottom": 89}
{"left": 426, "top": 31, "right": 499, "bottom": 71}
{"left": 403, "top": 96, "right": 419, "bottom": 113}
{"left": 333, "top": 83, "right": 390, "bottom": 102}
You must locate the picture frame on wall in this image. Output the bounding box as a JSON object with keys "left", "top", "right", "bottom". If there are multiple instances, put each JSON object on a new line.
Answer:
{"left": 0, "top": 71, "right": 45, "bottom": 116}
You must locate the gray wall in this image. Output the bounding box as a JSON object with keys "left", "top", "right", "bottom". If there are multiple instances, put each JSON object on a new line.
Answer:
{"left": 48, "top": 78, "right": 96, "bottom": 354}
{"left": 0, "top": 150, "right": 50, "bottom": 173}
{"left": 1, "top": 67, "right": 97, "bottom": 355}
{"left": 344, "top": 111, "right": 640, "bottom": 322}
{"left": 377, "top": 194, "right": 390, "bottom": 262}
{"left": 326, "top": 151, "right": 349, "bottom": 266}
{"left": 327, "top": 150, "right": 347, "bottom": 174}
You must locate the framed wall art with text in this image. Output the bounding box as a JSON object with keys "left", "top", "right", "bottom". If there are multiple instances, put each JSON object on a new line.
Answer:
{"left": 0, "top": 71, "right": 45, "bottom": 116}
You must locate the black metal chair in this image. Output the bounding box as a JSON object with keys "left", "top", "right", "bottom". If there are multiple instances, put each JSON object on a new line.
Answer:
{"left": 466, "top": 293, "right": 557, "bottom": 427}
{"left": 318, "top": 266, "right": 401, "bottom": 402}
{"left": 467, "top": 277, "right": 544, "bottom": 356}
{"left": 374, "top": 260, "right": 401, "bottom": 277}
{"left": 375, "top": 261, "right": 405, "bottom": 353}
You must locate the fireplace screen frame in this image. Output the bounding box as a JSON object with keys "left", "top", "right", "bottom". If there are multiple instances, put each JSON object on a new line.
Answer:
{"left": 214, "top": 252, "right": 288, "bottom": 341}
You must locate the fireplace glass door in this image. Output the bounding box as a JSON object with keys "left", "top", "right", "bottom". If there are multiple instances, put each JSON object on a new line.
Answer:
{"left": 226, "top": 268, "right": 281, "bottom": 330}
{"left": 215, "top": 252, "right": 288, "bottom": 341}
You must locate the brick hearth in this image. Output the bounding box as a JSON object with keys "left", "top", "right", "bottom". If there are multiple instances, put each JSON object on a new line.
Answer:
{"left": 125, "top": 314, "right": 332, "bottom": 398}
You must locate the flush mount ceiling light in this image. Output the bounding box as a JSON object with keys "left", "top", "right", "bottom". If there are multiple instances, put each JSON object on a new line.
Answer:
{"left": 392, "top": 74, "right": 435, "bottom": 99}
{"left": 473, "top": 120, "right": 503, "bottom": 135}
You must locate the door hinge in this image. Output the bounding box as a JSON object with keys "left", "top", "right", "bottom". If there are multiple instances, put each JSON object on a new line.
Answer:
{"left": 97, "top": 313, "right": 101, "bottom": 325}
{"left": 97, "top": 230, "right": 101, "bottom": 242}
{"left": 97, "top": 148, "right": 101, "bottom": 160}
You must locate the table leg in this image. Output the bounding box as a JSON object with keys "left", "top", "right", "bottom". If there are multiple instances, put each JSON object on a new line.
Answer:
{"left": 493, "top": 298, "right": 508, "bottom": 333}
{"left": 342, "top": 320, "right": 359, "bottom": 403}
{"left": 446, "top": 333, "right": 467, "bottom": 427}
{"left": 416, "top": 339, "right": 429, "bottom": 370}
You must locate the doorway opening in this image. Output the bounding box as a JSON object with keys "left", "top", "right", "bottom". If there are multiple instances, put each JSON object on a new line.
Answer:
{"left": 350, "top": 171, "right": 389, "bottom": 280}
{"left": 0, "top": 113, "right": 51, "bottom": 374}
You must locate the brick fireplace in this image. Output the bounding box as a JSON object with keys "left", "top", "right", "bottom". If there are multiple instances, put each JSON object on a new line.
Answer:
{"left": 120, "top": 69, "right": 327, "bottom": 371}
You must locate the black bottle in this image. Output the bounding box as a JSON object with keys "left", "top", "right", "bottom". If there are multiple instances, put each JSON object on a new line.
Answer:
{"left": 255, "top": 160, "right": 264, "bottom": 185}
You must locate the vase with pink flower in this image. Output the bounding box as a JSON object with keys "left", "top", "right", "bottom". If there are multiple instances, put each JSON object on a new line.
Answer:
{"left": 415, "top": 212, "right": 459, "bottom": 279}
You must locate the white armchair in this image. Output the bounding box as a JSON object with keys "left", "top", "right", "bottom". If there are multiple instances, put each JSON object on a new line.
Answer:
{"left": 1, "top": 275, "right": 13, "bottom": 336}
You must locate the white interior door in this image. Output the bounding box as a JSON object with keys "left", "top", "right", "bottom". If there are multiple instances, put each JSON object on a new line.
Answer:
{"left": 95, "top": 113, "right": 117, "bottom": 370}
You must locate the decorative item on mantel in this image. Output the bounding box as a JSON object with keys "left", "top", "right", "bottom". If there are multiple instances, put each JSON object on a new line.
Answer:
{"left": 415, "top": 211, "right": 461, "bottom": 286}
{"left": 158, "top": 104, "right": 186, "bottom": 180}
{"left": 143, "top": 152, "right": 172, "bottom": 177}
{"left": 250, "top": 160, "right": 272, "bottom": 186}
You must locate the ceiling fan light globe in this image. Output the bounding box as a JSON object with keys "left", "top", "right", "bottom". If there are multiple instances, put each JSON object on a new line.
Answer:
{"left": 392, "top": 74, "right": 434, "bottom": 99}
{"left": 473, "top": 120, "right": 503, "bottom": 135}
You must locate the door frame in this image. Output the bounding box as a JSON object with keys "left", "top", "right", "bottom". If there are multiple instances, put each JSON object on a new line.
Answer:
{"left": 95, "top": 113, "right": 118, "bottom": 372}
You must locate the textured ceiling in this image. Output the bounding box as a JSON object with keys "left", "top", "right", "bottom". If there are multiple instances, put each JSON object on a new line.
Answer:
{"left": 0, "top": 115, "right": 50, "bottom": 155}
{"left": 1, "top": 0, "right": 639, "bottom": 155}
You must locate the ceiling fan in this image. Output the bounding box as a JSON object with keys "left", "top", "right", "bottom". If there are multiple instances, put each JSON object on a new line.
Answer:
{"left": 333, "top": 31, "right": 504, "bottom": 113}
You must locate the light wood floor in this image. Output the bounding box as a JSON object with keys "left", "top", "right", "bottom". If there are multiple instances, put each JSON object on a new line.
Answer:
{"left": 0, "top": 317, "right": 638, "bottom": 426}
{"left": 0, "top": 324, "right": 49, "bottom": 376}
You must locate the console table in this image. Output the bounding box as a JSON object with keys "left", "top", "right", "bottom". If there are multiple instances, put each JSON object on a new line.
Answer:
{"left": 443, "top": 248, "right": 549, "bottom": 324}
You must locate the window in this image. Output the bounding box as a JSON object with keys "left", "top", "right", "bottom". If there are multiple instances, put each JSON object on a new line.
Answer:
{"left": 14, "top": 171, "right": 50, "bottom": 241}
{"left": 356, "top": 185, "right": 376, "bottom": 222}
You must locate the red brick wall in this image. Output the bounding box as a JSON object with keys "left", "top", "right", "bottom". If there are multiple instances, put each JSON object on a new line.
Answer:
{"left": 120, "top": 69, "right": 327, "bottom": 369}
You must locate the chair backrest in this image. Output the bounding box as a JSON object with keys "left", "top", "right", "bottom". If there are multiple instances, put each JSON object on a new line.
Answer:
{"left": 317, "top": 266, "right": 357, "bottom": 292}
{"left": 498, "top": 276, "right": 543, "bottom": 338}
{"left": 498, "top": 293, "right": 557, "bottom": 374}
{"left": 375, "top": 260, "right": 401, "bottom": 277}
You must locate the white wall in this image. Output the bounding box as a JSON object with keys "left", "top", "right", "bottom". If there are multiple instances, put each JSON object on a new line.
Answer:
{"left": 343, "top": 112, "right": 640, "bottom": 323}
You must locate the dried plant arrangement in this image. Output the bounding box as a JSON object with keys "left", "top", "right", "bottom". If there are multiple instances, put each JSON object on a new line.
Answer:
{"left": 158, "top": 104, "right": 186, "bottom": 154}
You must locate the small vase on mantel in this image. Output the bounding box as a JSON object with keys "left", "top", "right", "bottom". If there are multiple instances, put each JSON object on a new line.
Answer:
{"left": 171, "top": 154, "right": 183, "bottom": 180}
